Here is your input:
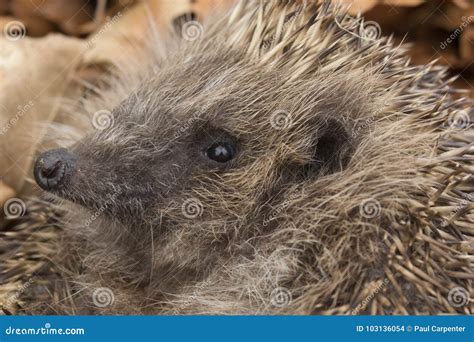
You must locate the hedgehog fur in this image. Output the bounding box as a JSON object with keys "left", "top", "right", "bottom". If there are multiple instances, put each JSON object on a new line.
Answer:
{"left": 1, "top": 0, "right": 473, "bottom": 315}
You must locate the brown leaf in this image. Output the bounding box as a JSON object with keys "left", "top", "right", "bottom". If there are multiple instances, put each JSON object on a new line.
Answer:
{"left": 11, "top": 0, "right": 94, "bottom": 35}
{"left": 0, "top": 15, "right": 55, "bottom": 37}
{"left": 192, "top": 0, "right": 236, "bottom": 19}
{"left": 0, "top": 181, "right": 15, "bottom": 212}
{"left": 0, "top": 35, "right": 85, "bottom": 192}
{"left": 460, "top": 24, "right": 474, "bottom": 63}
{"left": 382, "top": 0, "right": 425, "bottom": 6}
{"left": 82, "top": 0, "right": 192, "bottom": 65}
{"left": 0, "top": 1, "right": 10, "bottom": 15}
{"left": 334, "top": 0, "right": 425, "bottom": 15}
{"left": 343, "top": 0, "right": 378, "bottom": 15}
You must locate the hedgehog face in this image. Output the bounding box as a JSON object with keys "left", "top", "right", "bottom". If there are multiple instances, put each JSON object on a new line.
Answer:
{"left": 34, "top": 52, "right": 354, "bottom": 240}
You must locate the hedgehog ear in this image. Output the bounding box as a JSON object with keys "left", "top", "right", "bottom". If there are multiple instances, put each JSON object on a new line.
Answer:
{"left": 299, "top": 119, "right": 353, "bottom": 178}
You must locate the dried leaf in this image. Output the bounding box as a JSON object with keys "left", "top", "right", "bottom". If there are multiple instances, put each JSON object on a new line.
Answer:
{"left": 0, "top": 35, "right": 85, "bottom": 192}
{"left": 344, "top": 0, "right": 378, "bottom": 15}
{"left": 11, "top": 0, "right": 94, "bottom": 35}
{"left": 0, "top": 1, "right": 10, "bottom": 15}
{"left": 82, "top": 0, "right": 192, "bottom": 66}
{"left": 382, "top": 0, "right": 425, "bottom": 6}
{"left": 0, "top": 181, "right": 15, "bottom": 211}
{"left": 192, "top": 0, "right": 237, "bottom": 19}
{"left": 460, "top": 25, "right": 474, "bottom": 63}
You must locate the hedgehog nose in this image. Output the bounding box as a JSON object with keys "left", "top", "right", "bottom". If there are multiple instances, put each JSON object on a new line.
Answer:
{"left": 34, "top": 148, "right": 76, "bottom": 191}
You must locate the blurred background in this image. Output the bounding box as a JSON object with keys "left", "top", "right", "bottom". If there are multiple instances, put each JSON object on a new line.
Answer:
{"left": 0, "top": 0, "right": 473, "bottom": 213}
{"left": 0, "top": 0, "right": 472, "bottom": 91}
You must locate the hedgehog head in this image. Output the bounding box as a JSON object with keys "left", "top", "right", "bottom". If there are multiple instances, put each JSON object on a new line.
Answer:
{"left": 34, "top": 45, "right": 360, "bottom": 237}
{"left": 32, "top": 1, "right": 401, "bottom": 299}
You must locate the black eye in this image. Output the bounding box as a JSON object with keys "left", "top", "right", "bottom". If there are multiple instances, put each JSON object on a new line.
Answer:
{"left": 205, "top": 142, "right": 235, "bottom": 163}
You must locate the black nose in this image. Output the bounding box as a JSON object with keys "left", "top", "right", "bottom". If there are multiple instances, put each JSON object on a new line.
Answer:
{"left": 34, "top": 148, "right": 76, "bottom": 191}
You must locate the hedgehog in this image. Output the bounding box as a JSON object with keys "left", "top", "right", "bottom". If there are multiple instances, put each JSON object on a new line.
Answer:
{"left": 1, "top": 0, "right": 473, "bottom": 315}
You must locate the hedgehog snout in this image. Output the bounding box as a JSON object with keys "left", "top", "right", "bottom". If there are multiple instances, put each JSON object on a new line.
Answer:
{"left": 34, "top": 148, "right": 77, "bottom": 191}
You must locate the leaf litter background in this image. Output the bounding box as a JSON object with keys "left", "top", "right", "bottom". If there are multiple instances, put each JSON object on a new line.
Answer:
{"left": 0, "top": 0, "right": 473, "bottom": 214}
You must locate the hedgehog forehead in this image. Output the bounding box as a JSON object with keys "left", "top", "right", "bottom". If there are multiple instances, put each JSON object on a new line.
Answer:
{"left": 134, "top": 57, "right": 267, "bottom": 122}
{"left": 114, "top": 48, "right": 369, "bottom": 148}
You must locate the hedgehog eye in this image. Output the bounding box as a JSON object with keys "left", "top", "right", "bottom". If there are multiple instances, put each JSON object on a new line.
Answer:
{"left": 205, "top": 142, "right": 235, "bottom": 163}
